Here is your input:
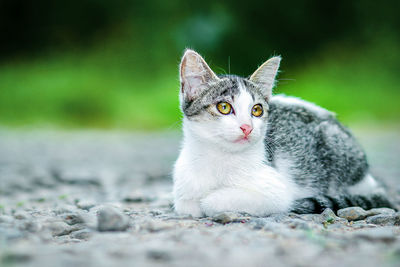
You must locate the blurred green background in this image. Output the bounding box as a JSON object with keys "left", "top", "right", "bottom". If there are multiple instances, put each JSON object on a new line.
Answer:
{"left": 0, "top": 0, "right": 399, "bottom": 130}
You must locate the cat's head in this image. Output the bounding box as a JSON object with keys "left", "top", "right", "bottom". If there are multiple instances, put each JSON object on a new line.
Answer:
{"left": 179, "top": 49, "right": 280, "bottom": 152}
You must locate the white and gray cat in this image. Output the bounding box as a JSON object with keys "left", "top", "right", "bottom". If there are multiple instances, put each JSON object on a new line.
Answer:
{"left": 173, "top": 49, "right": 394, "bottom": 217}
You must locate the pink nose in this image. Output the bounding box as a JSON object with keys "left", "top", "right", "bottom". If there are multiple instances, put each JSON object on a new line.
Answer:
{"left": 240, "top": 124, "right": 253, "bottom": 137}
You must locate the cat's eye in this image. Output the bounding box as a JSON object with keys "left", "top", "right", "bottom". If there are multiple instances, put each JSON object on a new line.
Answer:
{"left": 217, "top": 102, "right": 232, "bottom": 115}
{"left": 252, "top": 104, "right": 263, "bottom": 117}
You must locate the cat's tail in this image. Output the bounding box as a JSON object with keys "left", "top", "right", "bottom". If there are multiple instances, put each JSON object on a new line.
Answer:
{"left": 292, "top": 173, "right": 398, "bottom": 214}
{"left": 291, "top": 193, "right": 397, "bottom": 214}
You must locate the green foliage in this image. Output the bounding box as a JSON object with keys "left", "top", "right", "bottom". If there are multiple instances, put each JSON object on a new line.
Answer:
{"left": 0, "top": 37, "right": 398, "bottom": 129}
{"left": 278, "top": 39, "right": 400, "bottom": 123}
{"left": 0, "top": 46, "right": 181, "bottom": 130}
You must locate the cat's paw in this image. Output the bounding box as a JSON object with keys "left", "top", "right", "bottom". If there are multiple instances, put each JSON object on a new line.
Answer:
{"left": 200, "top": 192, "right": 232, "bottom": 217}
{"left": 174, "top": 199, "right": 203, "bottom": 217}
{"left": 200, "top": 187, "right": 292, "bottom": 217}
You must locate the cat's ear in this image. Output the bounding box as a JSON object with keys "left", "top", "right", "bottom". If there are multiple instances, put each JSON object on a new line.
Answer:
{"left": 249, "top": 56, "right": 281, "bottom": 99}
{"left": 179, "top": 49, "right": 219, "bottom": 101}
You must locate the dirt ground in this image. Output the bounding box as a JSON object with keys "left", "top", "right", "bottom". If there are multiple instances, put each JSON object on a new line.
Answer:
{"left": 0, "top": 126, "right": 399, "bottom": 267}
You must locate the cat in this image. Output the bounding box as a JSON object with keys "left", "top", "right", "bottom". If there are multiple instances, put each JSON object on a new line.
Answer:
{"left": 173, "top": 49, "right": 395, "bottom": 217}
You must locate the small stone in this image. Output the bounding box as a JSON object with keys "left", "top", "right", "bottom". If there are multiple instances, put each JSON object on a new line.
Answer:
{"left": 365, "top": 213, "right": 400, "bottom": 226}
{"left": 45, "top": 221, "right": 75, "bottom": 236}
{"left": 70, "top": 229, "right": 93, "bottom": 240}
{"left": 353, "top": 228, "right": 397, "bottom": 243}
{"left": 147, "top": 250, "right": 171, "bottom": 262}
{"left": 211, "top": 212, "right": 246, "bottom": 224}
{"left": 350, "top": 220, "right": 378, "bottom": 229}
{"left": 337, "top": 207, "right": 368, "bottom": 221}
{"left": 18, "top": 220, "right": 41, "bottom": 232}
{"left": 63, "top": 213, "right": 85, "bottom": 225}
{"left": 123, "top": 193, "right": 154, "bottom": 203}
{"left": 13, "top": 211, "right": 29, "bottom": 220}
{"left": 248, "top": 218, "right": 269, "bottom": 230}
{"left": 321, "top": 208, "right": 344, "bottom": 223}
{"left": 53, "top": 205, "right": 78, "bottom": 215}
{"left": 366, "top": 208, "right": 396, "bottom": 217}
{"left": 76, "top": 201, "right": 96, "bottom": 211}
{"left": 97, "top": 206, "right": 129, "bottom": 232}
{"left": 53, "top": 169, "right": 101, "bottom": 186}
{"left": 287, "top": 219, "right": 311, "bottom": 230}
{"left": 149, "top": 210, "right": 162, "bottom": 216}
{"left": 141, "top": 220, "right": 176, "bottom": 232}
{"left": 298, "top": 214, "right": 323, "bottom": 223}
{"left": 321, "top": 208, "right": 336, "bottom": 219}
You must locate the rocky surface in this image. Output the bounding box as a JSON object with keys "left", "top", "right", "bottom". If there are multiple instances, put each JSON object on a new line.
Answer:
{"left": 0, "top": 127, "right": 399, "bottom": 267}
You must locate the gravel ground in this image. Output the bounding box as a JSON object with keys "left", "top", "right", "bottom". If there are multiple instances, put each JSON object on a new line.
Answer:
{"left": 0, "top": 127, "right": 399, "bottom": 267}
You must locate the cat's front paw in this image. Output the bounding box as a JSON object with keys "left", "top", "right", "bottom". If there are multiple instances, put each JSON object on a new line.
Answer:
{"left": 200, "top": 192, "right": 230, "bottom": 217}
{"left": 174, "top": 199, "right": 203, "bottom": 217}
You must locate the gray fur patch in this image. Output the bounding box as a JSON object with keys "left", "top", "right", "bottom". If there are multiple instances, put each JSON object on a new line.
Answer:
{"left": 265, "top": 98, "right": 368, "bottom": 191}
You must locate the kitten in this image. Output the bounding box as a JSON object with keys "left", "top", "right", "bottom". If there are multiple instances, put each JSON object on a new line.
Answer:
{"left": 173, "top": 49, "right": 395, "bottom": 217}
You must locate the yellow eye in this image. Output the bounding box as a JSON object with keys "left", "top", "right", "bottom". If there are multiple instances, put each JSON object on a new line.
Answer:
{"left": 217, "top": 102, "right": 232, "bottom": 115}
{"left": 252, "top": 104, "right": 263, "bottom": 117}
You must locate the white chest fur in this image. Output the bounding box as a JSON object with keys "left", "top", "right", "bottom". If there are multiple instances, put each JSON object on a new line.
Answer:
{"left": 173, "top": 129, "right": 298, "bottom": 217}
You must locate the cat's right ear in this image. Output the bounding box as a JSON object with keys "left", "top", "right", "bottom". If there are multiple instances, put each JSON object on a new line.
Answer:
{"left": 179, "top": 49, "right": 219, "bottom": 101}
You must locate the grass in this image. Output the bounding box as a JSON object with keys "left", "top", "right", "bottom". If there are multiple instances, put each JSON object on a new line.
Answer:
{"left": 0, "top": 39, "right": 399, "bottom": 130}
{"left": 0, "top": 50, "right": 181, "bottom": 130}
{"left": 277, "top": 40, "right": 400, "bottom": 123}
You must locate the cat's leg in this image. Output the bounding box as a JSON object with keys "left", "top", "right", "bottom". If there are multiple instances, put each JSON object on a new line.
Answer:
{"left": 174, "top": 199, "right": 203, "bottom": 217}
{"left": 200, "top": 187, "right": 293, "bottom": 217}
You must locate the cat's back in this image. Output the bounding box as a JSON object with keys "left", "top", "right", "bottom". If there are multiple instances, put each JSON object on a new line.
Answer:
{"left": 265, "top": 94, "right": 368, "bottom": 190}
{"left": 269, "top": 94, "right": 334, "bottom": 122}
{"left": 266, "top": 94, "right": 337, "bottom": 148}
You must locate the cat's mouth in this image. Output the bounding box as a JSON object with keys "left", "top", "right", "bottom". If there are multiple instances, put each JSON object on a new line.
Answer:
{"left": 234, "top": 136, "right": 251, "bottom": 144}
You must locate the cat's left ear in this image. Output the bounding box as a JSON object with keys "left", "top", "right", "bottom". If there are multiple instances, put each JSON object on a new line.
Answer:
{"left": 249, "top": 56, "right": 281, "bottom": 99}
{"left": 179, "top": 49, "right": 219, "bottom": 101}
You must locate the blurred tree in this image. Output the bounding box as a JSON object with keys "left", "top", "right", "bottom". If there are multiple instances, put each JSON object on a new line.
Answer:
{"left": 0, "top": 0, "right": 399, "bottom": 67}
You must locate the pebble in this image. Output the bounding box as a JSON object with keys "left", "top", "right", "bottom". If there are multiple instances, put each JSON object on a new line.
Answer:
{"left": 54, "top": 205, "right": 79, "bottom": 215}
{"left": 366, "top": 208, "right": 396, "bottom": 217}
{"left": 97, "top": 206, "right": 129, "bottom": 232}
{"left": 123, "top": 193, "right": 154, "bottom": 203}
{"left": 18, "top": 220, "right": 41, "bottom": 232}
{"left": 211, "top": 212, "right": 249, "bottom": 224}
{"left": 147, "top": 250, "right": 171, "bottom": 262}
{"left": 13, "top": 211, "right": 30, "bottom": 220}
{"left": 350, "top": 220, "right": 377, "bottom": 229}
{"left": 321, "top": 208, "right": 346, "bottom": 225}
{"left": 353, "top": 228, "right": 397, "bottom": 243}
{"left": 76, "top": 201, "right": 96, "bottom": 211}
{"left": 141, "top": 220, "right": 176, "bottom": 232}
{"left": 337, "top": 207, "right": 368, "bottom": 221}
{"left": 54, "top": 169, "right": 101, "bottom": 187}
{"left": 70, "top": 229, "right": 93, "bottom": 240}
{"left": 287, "top": 219, "right": 311, "bottom": 230}
{"left": 45, "top": 221, "right": 78, "bottom": 237}
{"left": 365, "top": 213, "right": 400, "bottom": 226}
{"left": 248, "top": 218, "right": 269, "bottom": 230}
{"left": 63, "top": 213, "right": 85, "bottom": 225}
